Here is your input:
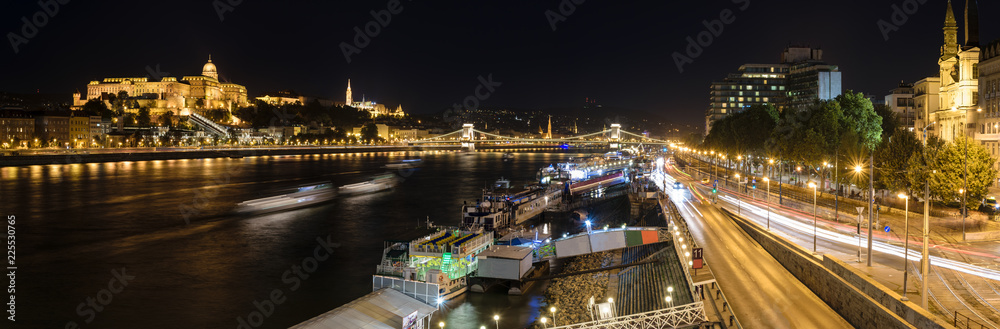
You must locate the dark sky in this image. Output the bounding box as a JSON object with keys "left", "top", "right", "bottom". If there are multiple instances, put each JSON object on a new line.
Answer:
{"left": 0, "top": 0, "right": 996, "bottom": 127}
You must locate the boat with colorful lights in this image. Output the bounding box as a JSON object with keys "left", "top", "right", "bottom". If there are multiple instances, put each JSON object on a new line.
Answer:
{"left": 372, "top": 223, "right": 495, "bottom": 301}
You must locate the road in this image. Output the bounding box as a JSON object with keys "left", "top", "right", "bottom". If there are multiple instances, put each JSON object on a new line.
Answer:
{"left": 654, "top": 172, "right": 853, "bottom": 328}
{"left": 663, "top": 162, "right": 1000, "bottom": 327}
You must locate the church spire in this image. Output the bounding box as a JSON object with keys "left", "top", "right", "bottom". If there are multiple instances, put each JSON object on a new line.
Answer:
{"left": 965, "top": 0, "right": 979, "bottom": 48}
{"left": 345, "top": 79, "right": 353, "bottom": 105}
{"left": 941, "top": 0, "right": 959, "bottom": 60}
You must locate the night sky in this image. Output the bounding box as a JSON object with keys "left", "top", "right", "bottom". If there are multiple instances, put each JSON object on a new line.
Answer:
{"left": 0, "top": 0, "right": 996, "bottom": 128}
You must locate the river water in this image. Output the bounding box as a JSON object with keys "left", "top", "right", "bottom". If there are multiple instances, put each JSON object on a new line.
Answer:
{"left": 3, "top": 150, "right": 616, "bottom": 328}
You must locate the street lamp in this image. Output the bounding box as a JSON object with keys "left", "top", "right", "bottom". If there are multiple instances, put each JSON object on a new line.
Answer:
{"left": 764, "top": 177, "right": 771, "bottom": 230}
{"left": 608, "top": 298, "right": 616, "bottom": 318}
{"left": 921, "top": 122, "right": 935, "bottom": 308}
{"left": 962, "top": 136, "right": 968, "bottom": 241}
{"left": 667, "top": 286, "right": 674, "bottom": 307}
{"left": 735, "top": 173, "right": 742, "bottom": 215}
{"left": 540, "top": 317, "right": 548, "bottom": 328}
{"left": 898, "top": 193, "right": 911, "bottom": 301}
{"left": 550, "top": 306, "right": 557, "bottom": 326}
{"left": 808, "top": 181, "right": 818, "bottom": 253}
{"left": 493, "top": 315, "right": 500, "bottom": 329}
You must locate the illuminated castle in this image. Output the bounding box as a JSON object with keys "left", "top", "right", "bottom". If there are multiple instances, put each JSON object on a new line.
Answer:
{"left": 72, "top": 55, "right": 249, "bottom": 117}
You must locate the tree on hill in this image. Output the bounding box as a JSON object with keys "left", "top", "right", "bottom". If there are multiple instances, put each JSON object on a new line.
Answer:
{"left": 360, "top": 123, "right": 379, "bottom": 142}
{"left": 137, "top": 107, "right": 152, "bottom": 127}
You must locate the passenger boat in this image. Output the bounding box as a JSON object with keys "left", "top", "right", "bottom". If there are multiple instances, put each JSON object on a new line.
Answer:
{"left": 384, "top": 159, "right": 422, "bottom": 170}
{"left": 502, "top": 152, "right": 515, "bottom": 161}
{"left": 462, "top": 179, "right": 563, "bottom": 233}
{"left": 339, "top": 173, "right": 397, "bottom": 195}
{"left": 537, "top": 153, "right": 632, "bottom": 185}
{"left": 236, "top": 182, "right": 335, "bottom": 214}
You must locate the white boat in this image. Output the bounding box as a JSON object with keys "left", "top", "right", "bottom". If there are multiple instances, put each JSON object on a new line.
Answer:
{"left": 502, "top": 152, "right": 514, "bottom": 161}
{"left": 384, "top": 159, "right": 422, "bottom": 170}
{"left": 339, "top": 174, "right": 398, "bottom": 195}
{"left": 237, "top": 182, "right": 335, "bottom": 214}
{"left": 463, "top": 181, "right": 563, "bottom": 232}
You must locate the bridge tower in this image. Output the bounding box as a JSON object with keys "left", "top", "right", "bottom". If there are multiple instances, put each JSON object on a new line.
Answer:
{"left": 609, "top": 123, "right": 621, "bottom": 150}
{"left": 461, "top": 123, "right": 475, "bottom": 151}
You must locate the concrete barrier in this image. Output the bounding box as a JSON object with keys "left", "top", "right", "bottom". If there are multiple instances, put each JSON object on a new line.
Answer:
{"left": 722, "top": 208, "right": 955, "bottom": 329}
{"left": 823, "top": 257, "right": 953, "bottom": 329}
{"left": 964, "top": 230, "right": 1000, "bottom": 242}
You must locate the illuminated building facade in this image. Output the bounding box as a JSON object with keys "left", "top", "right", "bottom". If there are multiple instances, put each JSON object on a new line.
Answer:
{"left": 706, "top": 47, "right": 842, "bottom": 134}
{"left": 976, "top": 39, "right": 999, "bottom": 173}
{"left": 72, "top": 56, "right": 249, "bottom": 117}
{"left": 0, "top": 110, "right": 34, "bottom": 144}
{"left": 707, "top": 64, "right": 788, "bottom": 134}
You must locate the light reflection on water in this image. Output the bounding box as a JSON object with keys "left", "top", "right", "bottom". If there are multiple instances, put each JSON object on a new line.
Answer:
{"left": 4, "top": 150, "right": 614, "bottom": 328}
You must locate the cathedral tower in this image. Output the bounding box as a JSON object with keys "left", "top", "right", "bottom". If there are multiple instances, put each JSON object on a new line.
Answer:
{"left": 941, "top": 1, "right": 959, "bottom": 60}
{"left": 346, "top": 79, "right": 353, "bottom": 105}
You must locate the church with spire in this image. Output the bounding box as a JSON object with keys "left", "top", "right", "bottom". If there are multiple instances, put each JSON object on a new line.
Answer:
{"left": 343, "top": 79, "right": 404, "bottom": 118}
{"left": 927, "top": 0, "right": 980, "bottom": 143}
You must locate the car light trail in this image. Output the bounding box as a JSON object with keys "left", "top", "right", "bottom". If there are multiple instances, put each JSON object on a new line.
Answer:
{"left": 715, "top": 194, "right": 1000, "bottom": 282}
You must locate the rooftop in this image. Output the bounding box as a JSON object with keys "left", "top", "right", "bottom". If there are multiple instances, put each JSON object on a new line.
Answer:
{"left": 289, "top": 288, "right": 436, "bottom": 329}
{"left": 478, "top": 245, "right": 533, "bottom": 260}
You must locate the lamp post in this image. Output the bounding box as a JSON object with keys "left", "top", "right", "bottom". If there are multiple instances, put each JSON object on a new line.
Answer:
{"left": 898, "top": 193, "right": 911, "bottom": 301}
{"left": 588, "top": 296, "right": 595, "bottom": 322}
{"left": 921, "top": 122, "right": 935, "bottom": 308}
{"left": 439, "top": 322, "right": 444, "bottom": 328}
{"left": 493, "top": 315, "right": 500, "bottom": 329}
{"left": 764, "top": 177, "right": 771, "bottom": 230}
{"left": 809, "top": 181, "right": 818, "bottom": 253}
{"left": 735, "top": 173, "right": 742, "bottom": 215}
{"left": 608, "top": 298, "right": 616, "bottom": 318}
{"left": 549, "top": 307, "right": 557, "bottom": 326}
{"left": 963, "top": 136, "right": 968, "bottom": 241}
{"left": 667, "top": 286, "right": 674, "bottom": 307}
{"left": 540, "top": 317, "right": 548, "bottom": 328}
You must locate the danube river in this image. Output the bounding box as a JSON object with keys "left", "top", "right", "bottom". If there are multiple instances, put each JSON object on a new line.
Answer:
{"left": 3, "top": 150, "right": 616, "bottom": 328}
